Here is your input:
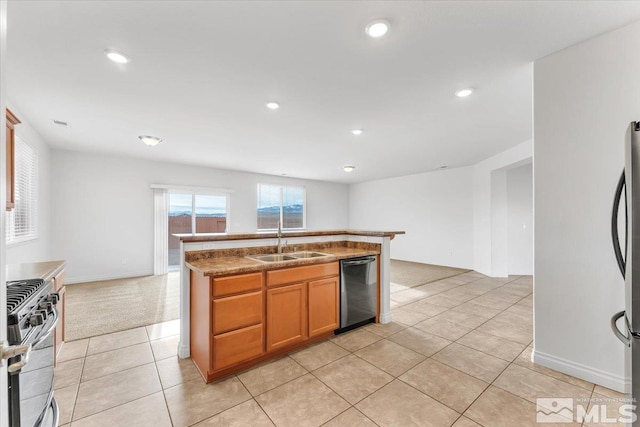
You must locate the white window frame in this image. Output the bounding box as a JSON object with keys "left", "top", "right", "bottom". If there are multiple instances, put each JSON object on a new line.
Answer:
{"left": 257, "top": 183, "right": 306, "bottom": 231}
{"left": 6, "top": 135, "right": 38, "bottom": 245}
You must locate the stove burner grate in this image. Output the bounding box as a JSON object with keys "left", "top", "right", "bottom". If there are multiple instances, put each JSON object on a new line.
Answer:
{"left": 6, "top": 279, "right": 45, "bottom": 313}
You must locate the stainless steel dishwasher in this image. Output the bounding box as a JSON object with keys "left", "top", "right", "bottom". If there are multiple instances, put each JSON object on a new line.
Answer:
{"left": 337, "top": 256, "right": 377, "bottom": 333}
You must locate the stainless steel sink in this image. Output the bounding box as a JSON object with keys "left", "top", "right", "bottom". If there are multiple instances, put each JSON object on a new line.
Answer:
{"left": 247, "top": 254, "right": 297, "bottom": 263}
{"left": 289, "top": 251, "right": 330, "bottom": 259}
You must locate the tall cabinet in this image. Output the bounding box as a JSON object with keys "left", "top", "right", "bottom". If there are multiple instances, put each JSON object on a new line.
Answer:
{"left": 5, "top": 108, "right": 19, "bottom": 211}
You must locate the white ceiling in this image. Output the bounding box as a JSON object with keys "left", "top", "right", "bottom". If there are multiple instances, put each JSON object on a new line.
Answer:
{"left": 7, "top": 1, "right": 640, "bottom": 183}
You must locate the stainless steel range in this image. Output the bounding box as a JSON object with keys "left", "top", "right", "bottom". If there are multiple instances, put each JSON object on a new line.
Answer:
{"left": 6, "top": 278, "right": 60, "bottom": 427}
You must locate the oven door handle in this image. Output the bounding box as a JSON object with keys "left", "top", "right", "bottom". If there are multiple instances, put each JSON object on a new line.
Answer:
{"left": 4, "top": 343, "right": 31, "bottom": 373}
{"left": 50, "top": 396, "right": 59, "bottom": 427}
{"left": 31, "top": 307, "right": 59, "bottom": 348}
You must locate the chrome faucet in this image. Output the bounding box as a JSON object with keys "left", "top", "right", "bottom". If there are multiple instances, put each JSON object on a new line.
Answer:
{"left": 277, "top": 221, "right": 283, "bottom": 253}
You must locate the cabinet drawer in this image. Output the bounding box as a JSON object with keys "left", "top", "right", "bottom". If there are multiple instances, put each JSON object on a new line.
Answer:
{"left": 267, "top": 262, "right": 339, "bottom": 287}
{"left": 213, "top": 272, "right": 263, "bottom": 297}
{"left": 212, "top": 291, "right": 263, "bottom": 334}
{"left": 213, "top": 324, "right": 264, "bottom": 370}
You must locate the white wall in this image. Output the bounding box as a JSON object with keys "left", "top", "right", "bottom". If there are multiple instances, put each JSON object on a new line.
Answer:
{"left": 5, "top": 104, "right": 52, "bottom": 264}
{"left": 51, "top": 150, "right": 350, "bottom": 283}
{"left": 534, "top": 20, "right": 640, "bottom": 391}
{"left": 507, "top": 163, "right": 533, "bottom": 275}
{"left": 473, "top": 140, "right": 532, "bottom": 276}
{"left": 349, "top": 167, "right": 474, "bottom": 269}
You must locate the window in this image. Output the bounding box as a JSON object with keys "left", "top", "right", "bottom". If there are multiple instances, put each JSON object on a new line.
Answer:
{"left": 6, "top": 136, "right": 38, "bottom": 244}
{"left": 168, "top": 192, "right": 228, "bottom": 267}
{"left": 257, "top": 184, "right": 305, "bottom": 230}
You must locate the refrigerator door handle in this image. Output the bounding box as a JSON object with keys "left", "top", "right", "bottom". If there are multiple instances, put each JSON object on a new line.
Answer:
{"left": 611, "top": 170, "right": 627, "bottom": 278}
{"left": 611, "top": 310, "right": 631, "bottom": 347}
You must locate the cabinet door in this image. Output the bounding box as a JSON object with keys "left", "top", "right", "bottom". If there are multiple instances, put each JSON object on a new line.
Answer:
{"left": 308, "top": 277, "right": 339, "bottom": 337}
{"left": 266, "top": 283, "right": 306, "bottom": 352}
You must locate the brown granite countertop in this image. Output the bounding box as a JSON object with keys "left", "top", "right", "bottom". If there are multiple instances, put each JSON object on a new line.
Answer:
{"left": 7, "top": 260, "right": 66, "bottom": 283}
{"left": 186, "top": 247, "right": 378, "bottom": 277}
{"left": 177, "top": 229, "right": 404, "bottom": 243}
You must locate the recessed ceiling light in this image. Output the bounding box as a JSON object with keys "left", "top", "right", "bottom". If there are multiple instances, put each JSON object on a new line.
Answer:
{"left": 343, "top": 165, "right": 356, "bottom": 173}
{"left": 351, "top": 129, "right": 363, "bottom": 135}
{"left": 266, "top": 102, "right": 280, "bottom": 110}
{"left": 366, "top": 19, "right": 390, "bottom": 38}
{"left": 104, "top": 49, "right": 130, "bottom": 64}
{"left": 139, "top": 135, "right": 162, "bottom": 146}
{"left": 455, "top": 88, "right": 474, "bottom": 98}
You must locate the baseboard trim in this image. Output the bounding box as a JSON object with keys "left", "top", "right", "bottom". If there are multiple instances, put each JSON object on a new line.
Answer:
{"left": 65, "top": 270, "right": 155, "bottom": 285}
{"left": 533, "top": 348, "right": 628, "bottom": 393}
{"left": 379, "top": 312, "right": 392, "bottom": 324}
{"left": 178, "top": 341, "right": 190, "bottom": 359}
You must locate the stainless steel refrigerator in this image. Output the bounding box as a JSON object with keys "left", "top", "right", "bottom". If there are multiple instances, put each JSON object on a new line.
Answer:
{"left": 611, "top": 121, "right": 640, "bottom": 425}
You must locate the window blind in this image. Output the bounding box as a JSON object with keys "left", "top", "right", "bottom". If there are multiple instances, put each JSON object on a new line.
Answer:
{"left": 6, "top": 136, "right": 38, "bottom": 244}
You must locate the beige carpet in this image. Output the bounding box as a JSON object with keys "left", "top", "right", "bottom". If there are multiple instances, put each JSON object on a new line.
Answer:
{"left": 65, "top": 272, "right": 180, "bottom": 341}
{"left": 390, "top": 259, "right": 469, "bottom": 289}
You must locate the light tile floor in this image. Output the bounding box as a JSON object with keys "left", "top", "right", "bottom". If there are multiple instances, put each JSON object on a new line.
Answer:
{"left": 55, "top": 272, "right": 627, "bottom": 426}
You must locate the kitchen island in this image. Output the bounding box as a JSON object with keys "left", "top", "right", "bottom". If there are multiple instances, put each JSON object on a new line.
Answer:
{"left": 177, "top": 230, "right": 403, "bottom": 371}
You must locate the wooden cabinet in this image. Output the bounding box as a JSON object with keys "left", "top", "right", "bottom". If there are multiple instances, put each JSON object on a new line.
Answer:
{"left": 213, "top": 272, "right": 262, "bottom": 297}
{"left": 266, "top": 283, "right": 307, "bottom": 351}
{"left": 5, "top": 109, "right": 20, "bottom": 211}
{"left": 190, "top": 270, "right": 266, "bottom": 381}
{"left": 53, "top": 269, "right": 66, "bottom": 364}
{"left": 266, "top": 262, "right": 339, "bottom": 344}
{"left": 212, "top": 291, "right": 263, "bottom": 334}
{"left": 190, "top": 261, "right": 340, "bottom": 383}
{"left": 213, "top": 324, "right": 263, "bottom": 370}
{"left": 308, "top": 277, "right": 339, "bottom": 337}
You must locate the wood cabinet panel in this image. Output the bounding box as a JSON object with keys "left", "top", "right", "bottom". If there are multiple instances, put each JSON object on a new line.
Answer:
{"left": 5, "top": 109, "right": 19, "bottom": 211}
{"left": 53, "top": 270, "right": 66, "bottom": 292}
{"left": 266, "top": 262, "right": 338, "bottom": 287}
{"left": 54, "top": 285, "right": 65, "bottom": 363}
{"left": 212, "top": 291, "right": 263, "bottom": 335}
{"left": 213, "top": 323, "right": 264, "bottom": 370}
{"left": 308, "top": 277, "right": 339, "bottom": 337}
{"left": 213, "top": 272, "right": 263, "bottom": 297}
{"left": 190, "top": 271, "right": 211, "bottom": 376}
{"left": 266, "top": 283, "right": 307, "bottom": 351}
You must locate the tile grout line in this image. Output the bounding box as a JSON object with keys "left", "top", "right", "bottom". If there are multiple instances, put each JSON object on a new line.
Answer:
{"left": 64, "top": 344, "right": 87, "bottom": 424}
{"left": 55, "top": 322, "right": 181, "bottom": 426}
{"left": 65, "top": 329, "right": 163, "bottom": 424}
{"left": 74, "top": 342, "right": 155, "bottom": 384}
{"left": 386, "top": 275, "right": 551, "bottom": 425}
{"left": 145, "top": 325, "right": 177, "bottom": 427}
{"left": 185, "top": 376, "right": 261, "bottom": 427}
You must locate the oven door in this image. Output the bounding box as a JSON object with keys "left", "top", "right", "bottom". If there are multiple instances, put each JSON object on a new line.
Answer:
{"left": 10, "top": 307, "right": 59, "bottom": 427}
